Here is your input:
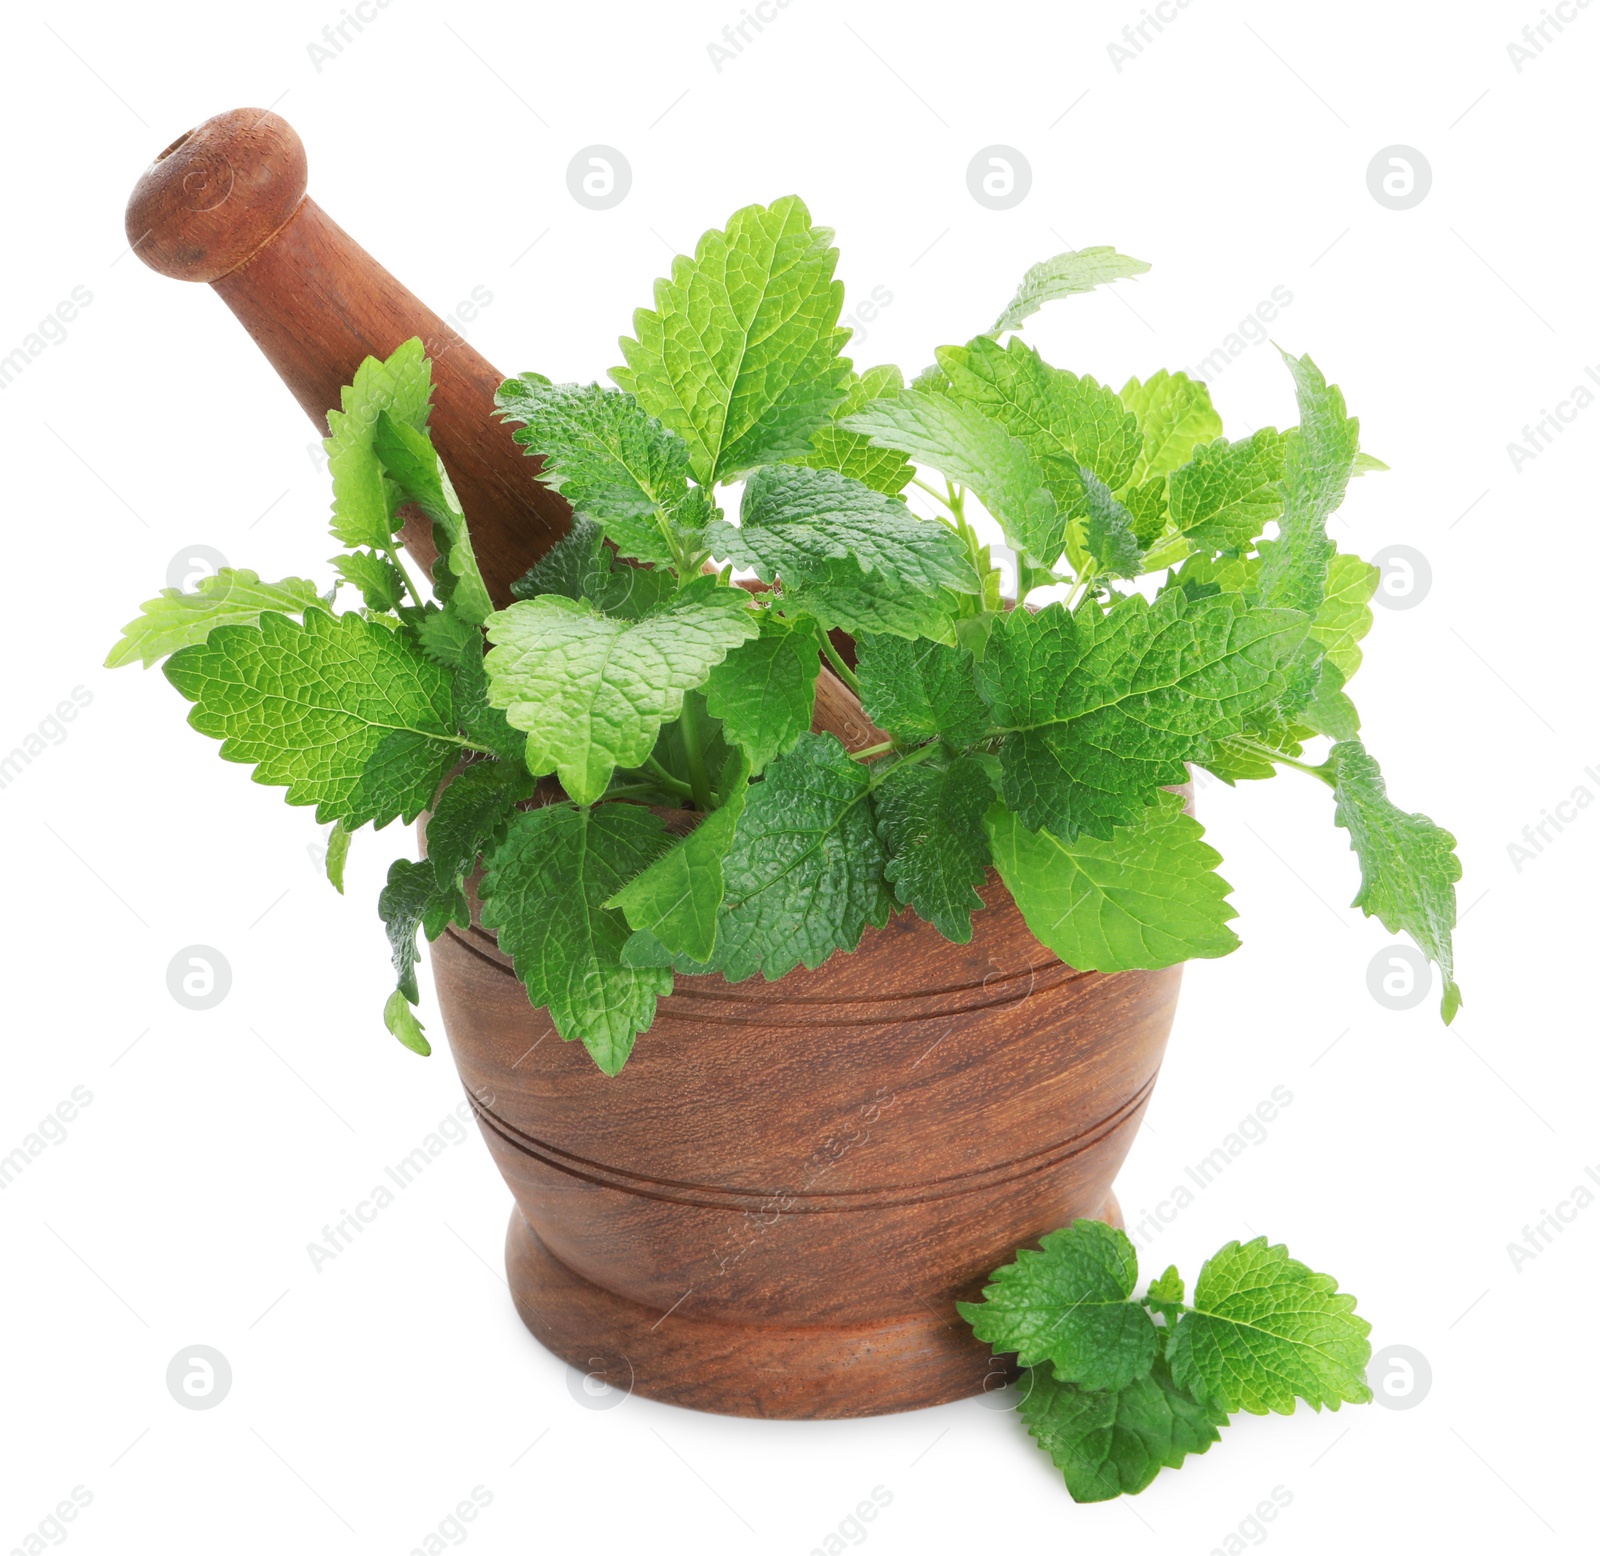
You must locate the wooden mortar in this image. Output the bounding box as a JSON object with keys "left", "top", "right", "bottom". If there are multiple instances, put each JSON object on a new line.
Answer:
{"left": 127, "top": 108, "right": 1182, "bottom": 1418}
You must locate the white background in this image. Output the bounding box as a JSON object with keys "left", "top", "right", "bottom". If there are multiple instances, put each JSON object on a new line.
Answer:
{"left": 1, "top": 1, "right": 1596, "bottom": 1551}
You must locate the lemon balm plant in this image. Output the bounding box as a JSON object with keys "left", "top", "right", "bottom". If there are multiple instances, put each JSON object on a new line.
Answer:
{"left": 109, "top": 198, "right": 1460, "bottom": 1076}
{"left": 960, "top": 1220, "right": 1373, "bottom": 1500}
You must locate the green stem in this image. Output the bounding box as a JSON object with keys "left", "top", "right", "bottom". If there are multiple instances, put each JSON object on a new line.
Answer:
{"left": 947, "top": 484, "right": 980, "bottom": 561}
{"left": 654, "top": 498, "right": 715, "bottom": 586}
{"left": 1064, "top": 565, "right": 1099, "bottom": 612}
{"left": 818, "top": 632, "right": 861, "bottom": 696}
{"left": 860, "top": 739, "right": 945, "bottom": 783}
{"left": 386, "top": 542, "right": 425, "bottom": 608}
{"left": 1278, "top": 754, "right": 1339, "bottom": 788}
{"left": 654, "top": 505, "right": 688, "bottom": 581}
{"left": 1232, "top": 737, "right": 1338, "bottom": 788}
{"left": 911, "top": 475, "right": 953, "bottom": 508}
{"left": 676, "top": 699, "right": 715, "bottom": 811}
{"left": 640, "top": 757, "right": 696, "bottom": 800}
{"left": 939, "top": 483, "right": 1000, "bottom": 615}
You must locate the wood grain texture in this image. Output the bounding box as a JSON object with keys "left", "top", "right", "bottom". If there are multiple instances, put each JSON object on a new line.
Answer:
{"left": 505, "top": 1192, "right": 1121, "bottom": 1419}
{"left": 432, "top": 868, "right": 1180, "bottom": 1417}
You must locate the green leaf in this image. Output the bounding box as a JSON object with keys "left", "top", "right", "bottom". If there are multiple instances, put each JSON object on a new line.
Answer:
{"left": 1117, "top": 370, "right": 1223, "bottom": 485}
{"left": 1329, "top": 739, "right": 1462, "bottom": 1021}
{"left": 838, "top": 385, "right": 1061, "bottom": 563}
{"left": 976, "top": 592, "right": 1309, "bottom": 841}
{"left": 1169, "top": 1238, "right": 1373, "bottom": 1414}
{"left": 383, "top": 987, "right": 431, "bottom": 1056}
{"left": 713, "top": 463, "right": 977, "bottom": 597}
{"left": 380, "top": 857, "right": 466, "bottom": 1006}
{"left": 1202, "top": 726, "right": 1311, "bottom": 785}
{"left": 777, "top": 566, "right": 962, "bottom": 644}
{"left": 800, "top": 364, "right": 914, "bottom": 494}
{"left": 325, "top": 338, "right": 433, "bottom": 550}
{"left": 956, "top": 1219, "right": 1158, "bottom": 1390}
{"left": 382, "top": 863, "right": 438, "bottom": 997}
{"left": 1172, "top": 550, "right": 1258, "bottom": 599}
{"left": 511, "top": 517, "right": 609, "bottom": 602}
{"left": 508, "top": 518, "right": 679, "bottom": 620}
{"left": 1144, "top": 1265, "right": 1185, "bottom": 1326}
{"left": 613, "top": 196, "right": 852, "bottom": 484}
{"left": 426, "top": 759, "right": 536, "bottom": 890}
{"left": 1351, "top": 450, "right": 1389, "bottom": 476}
{"left": 990, "top": 247, "right": 1151, "bottom": 337}
{"left": 415, "top": 601, "right": 480, "bottom": 669}
{"left": 591, "top": 560, "right": 685, "bottom": 620}
{"left": 1168, "top": 429, "right": 1288, "bottom": 553}
{"left": 986, "top": 793, "right": 1240, "bottom": 971}
{"left": 1122, "top": 477, "right": 1169, "bottom": 548}
{"left": 702, "top": 610, "right": 821, "bottom": 774}
{"left": 614, "top": 927, "right": 695, "bottom": 971}
{"left": 483, "top": 577, "right": 758, "bottom": 804}
{"left": 1020, "top": 1356, "right": 1228, "bottom": 1503}
{"left": 607, "top": 776, "right": 749, "bottom": 964}
{"left": 873, "top": 754, "right": 992, "bottom": 941}
{"left": 372, "top": 410, "right": 492, "bottom": 624}
{"left": 324, "top": 819, "right": 352, "bottom": 894}
{"left": 346, "top": 731, "right": 457, "bottom": 838}
{"left": 1312, "top": 552, "right": 1380, "bottom": 681}
{"left": 711, "top": 732, "right": 892, "bottom": 981}
{"left": 494, "top": 378, "right": 694, "bottom": 566}
{"left": 855, "top": 634, "right": 990, "bottom": 746}
{"left": 479, "top": 801, "right": 673, "bottom": 1074}
{"left": 106, "top": 570, "right": 328, "bottom": 668}
{"left": 1079, "top": 469, "right": 1144, "bottom": 579}
{"left": 1256, "top": 351, "right": 1359, "bottom": 617}
{"left": 333, "top": 549, "right": 406, "bottom": 613}
{"left": 936, "top": 335, "right": 1141, "bottom": 542}
{"left": 451, "top": 643, "right": 525, "bottom": 765}
{"left": 1298, "top": 660, "right": 1361, "bottom": 741}
{"left": 164, "top": 609, "right": 460, "bottom": 828}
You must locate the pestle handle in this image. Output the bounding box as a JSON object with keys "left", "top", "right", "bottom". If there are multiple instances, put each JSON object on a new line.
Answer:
{"left": 125, "top": 107, "right": 567, "bottom": 604}
{"left": 126, "top": 108, "right": 883, "bottom": 748}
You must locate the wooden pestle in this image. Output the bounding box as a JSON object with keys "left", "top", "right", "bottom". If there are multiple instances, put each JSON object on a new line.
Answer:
{"left": 125, "top": 107, "right": 882, "bottom": 751}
